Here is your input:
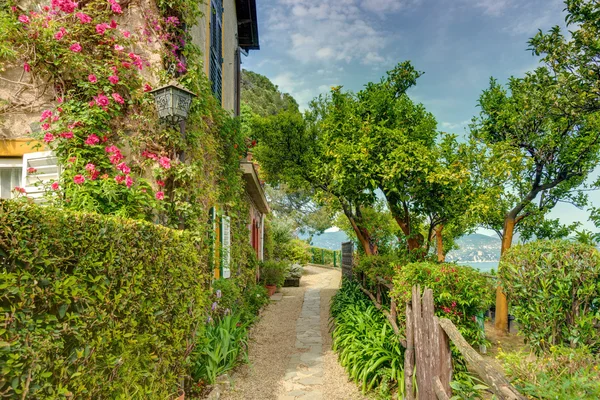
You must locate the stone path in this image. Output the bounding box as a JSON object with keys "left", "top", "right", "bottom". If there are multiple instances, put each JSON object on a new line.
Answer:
{"left": 221, "top": 265, "right": 366, "bottom": 400}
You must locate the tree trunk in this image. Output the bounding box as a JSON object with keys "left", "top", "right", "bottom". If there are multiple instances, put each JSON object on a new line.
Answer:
{"left": 435, "top": 225, "right": 445, "bottom": 262}
{"left": 342, "top": 203, "right": 378, "bottom": 256}
{"left": 495, "top": 216, "right": 516, "bottom": 332}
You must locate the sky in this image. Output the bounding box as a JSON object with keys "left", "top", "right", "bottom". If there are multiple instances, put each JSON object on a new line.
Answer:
{"left": 242, "top": 0, "right": 599, "bottom": 233}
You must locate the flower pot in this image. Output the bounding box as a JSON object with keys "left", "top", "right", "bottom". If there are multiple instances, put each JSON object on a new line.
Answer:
{"left": 265, "top": 284, "right": 277, "bottom": 297}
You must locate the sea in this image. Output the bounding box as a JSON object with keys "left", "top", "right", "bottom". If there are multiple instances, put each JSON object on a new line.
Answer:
{"left": 457, "top": 261, "right": 498, "bottom": 273}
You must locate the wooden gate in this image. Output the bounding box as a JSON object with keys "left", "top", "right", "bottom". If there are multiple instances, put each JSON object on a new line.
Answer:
{"left": 341, "top": 241, "right": 353, "bottom": 279}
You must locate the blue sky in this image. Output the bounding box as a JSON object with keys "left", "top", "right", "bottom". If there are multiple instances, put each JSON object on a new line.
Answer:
{"left": 242, "top": 0, "right": 599, "bottom": 233}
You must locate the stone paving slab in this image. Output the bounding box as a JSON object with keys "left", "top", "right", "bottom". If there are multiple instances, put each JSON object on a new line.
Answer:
{"left": 277, "top": 275, "right": 332, "bottom": 400}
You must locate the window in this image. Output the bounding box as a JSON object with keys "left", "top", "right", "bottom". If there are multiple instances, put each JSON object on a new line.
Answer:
{"left": 0, "top": 158, "right": 22, "bottom": 199}
{"left": 209, "top": 0, "right": 223, "bottom": 101}
{"left": 22, "top": 151, "right": 60, "bottom": 202}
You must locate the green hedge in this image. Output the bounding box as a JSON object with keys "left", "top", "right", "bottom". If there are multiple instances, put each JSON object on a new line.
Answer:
{"left": 500, "top": 240, "right": 600, "bottom": 352}
{"left": 0, "top": 201, "right": 209, "bottom": 399}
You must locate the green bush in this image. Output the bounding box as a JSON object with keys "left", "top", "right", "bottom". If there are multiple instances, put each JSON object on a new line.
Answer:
{"left": 355, "top": 254, "right": 405, "bottom": 282}
{"left": 190, "top": 312, "right": 250, "bottom": 385}
{"left": 259, "top": 260, "right": 289, "bottom": 287}
{"left": 499, "top": 240, "right": 600, "bottom": 352}
{"left": 330, "top": 279, "right": 404, "bottom": 396}
{"left": 0, "top": 201, "right": 209, "bottom": 399}
{"left": 309, "top": 246, "right": 338, "bottom": 265}
{"left": 392, "top": 262, "right": 493, "bottom": 346}
{"left": 283, "top": 239, "right": 311, "bottom": 264}
{"left": 498, "top": 345, "right": 600, "bottom": 398}
{"left": 239, "top": 283, "right": 270, "bottom": 322}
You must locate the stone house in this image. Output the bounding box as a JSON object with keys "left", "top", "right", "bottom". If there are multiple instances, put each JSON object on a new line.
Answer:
{"left": 0, "top": 0, "right": 267, "bottom": 278}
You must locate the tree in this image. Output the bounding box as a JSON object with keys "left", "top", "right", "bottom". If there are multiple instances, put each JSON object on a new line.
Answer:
{"left": 471, "top": 69, "right": 600, "bottom": 331}
{"left": 241, "top": 70, "right": 298, "bottom": 116}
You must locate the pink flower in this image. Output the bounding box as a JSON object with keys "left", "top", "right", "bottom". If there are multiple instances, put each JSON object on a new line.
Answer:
{"left": 60, "top": 131, "right": 74, "bottom": 139}
{"left": 40, "top": 110, "right": 53, "bottom": 122}
{"left": 51, "top": 0, "right": 78, "bottom": 13}
{"left": 90, "top": 170, "right": 100, "bottom": 180}
{"left": 115, "top": 174, "right": 125, "bottom": 183}
{"left": 76, "top": 12, "right": 92, "bottom": 23}
{"left": 111, "top": 92, "right": 124, "bottom": 104}
{"left": 158, "top": 156, "right": 171, "bottom": 169}
{"left": 23, "top": 63, "right": 31, "bottom": 72}
{"left": 85, "top": 163, "right": 96, "bottom": 172}
{"left": 141, "top": 150, "right": 158, "bottom": 160}
{"left": 43, "top": 133, "right": 54, "bottom": 143}
{"left": 156, "top": 179, "right": 165, "bottom": 187}
{"left": 70, "top": 43, "right": 82, "bottom": 52}
{"left": 108, "top": 75, "right": 119, "bottom": 84}
{"left": 110, "top": 20, "right": 118, "bottom": 29}
{"left": 18, "top": 15, "right": 30, "bottom": 24}
{"left": 57, "top": 97, "right": 63, "bottom": 104}
{"left": 105, "top": 145, "right": 120, "bottom": 153}
{"left": 111, "top": 2, "right": 122, "bottom": 14}
{"left": 88, "top": 74, "right": 97, "bottom": 83}
{"left": 125, "top": 175, "right": 133, "bottom": 188}
{"left": 84, "top": 134, "right": 100, "bottom": 145}
{"left": 13, "top": 186, "right": 26, "bottom": 194}
{"left": 94, "top": 93, "right": 110, "bottom": 107}
{"left": 121, "top": 62, "right": 131, "bottom": 69}
{"left": 51, "top": 182, "right": 60, "bottom": 190}
{"left": 122, "top": 30, "right": 131, "bottom": 38}
{"left": 89, "top": 100, "right": 96, "bottom": 107}
{"left": 116, "top": 162, "right": 130, "bottom": 174}
{"left": 54, "top": 27, "right": 66, "bottom": 40}
{"left": 68, "top": 156, "right": 77, "bottom": 163}
{"left": 73, "top": 174, "right": 85, "bottom": 184}
{"left": 155, "top": 191, "right": 164, "bottom": 200}
{"left": 27, "top": 167, "right": 37, "bottom": 174}
{"left": 143, "top": 83, "right": 152, "bottom": 92}
{"left": 114, "top": 44, "right": 124, "bottom": 51}
{"left": 95, "top": 23, "right": 110, "bottom": 35}
{"left": 41, "top": 123, "right": 51, "bottom": 131}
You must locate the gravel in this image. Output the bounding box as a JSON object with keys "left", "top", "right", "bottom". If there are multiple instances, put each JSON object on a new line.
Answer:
{"left": 221, "top": 265, "right": 367, "bottom": 400}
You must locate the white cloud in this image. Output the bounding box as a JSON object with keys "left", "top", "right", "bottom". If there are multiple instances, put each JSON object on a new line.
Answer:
{"left": 503, "top": 0, "right": 565, "bottom": 36}
{"left": 470, "top": 0, "right": 514, "bottom": 16}
{"left": 441, "top": 120, "right": 469, "bottom": 130}
{"left": 265, "top": 0, "right": 406, "bottom": 66}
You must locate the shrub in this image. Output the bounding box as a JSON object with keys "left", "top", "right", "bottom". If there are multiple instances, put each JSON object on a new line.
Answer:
{"left": 286, "top": 263, "right": 304, "bottom": 279}
{"left": 0, "top": 201, "right": 209, "bottom": 399}
{"left": 355, "top": 254, "right": 404, "bottom": 282}
{"left": 190, "top": 312, "right": 250, "bottom": 385}
{"left": 498, "top": 345, "right": 600, "bottom": 399}
{"left": 499, "top": 240, "right": 600, "bottom": 352}
{"left": 283, "top": 239, "right": 312, "bottom": 264}
{"left": 391, "top": 262, "right": 494, "bottom": 346}
{"left": 330, "top": 279, "right": 404, "bottom": 396}
{"left": 239, "top": 283, "right": 270, "bottom": 322}
{"left": 259, "top": 260, "right": 289, "bottom": 287}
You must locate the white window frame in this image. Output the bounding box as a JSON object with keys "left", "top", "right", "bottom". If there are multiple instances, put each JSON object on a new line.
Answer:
{"left": 0, "top": 157, "right": 24, "bottom": 199}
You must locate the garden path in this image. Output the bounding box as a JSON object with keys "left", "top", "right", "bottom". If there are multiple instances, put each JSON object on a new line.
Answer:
{"left": 221, "top": 265, "right": 367, "bottom": 400}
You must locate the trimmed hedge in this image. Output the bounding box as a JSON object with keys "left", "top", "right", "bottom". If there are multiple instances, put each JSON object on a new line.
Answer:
{"left": 500, "top": 240, "right": 600, "bottom": 352}
{"left": 0, "top": 201, "right": 209, "bottom": 399}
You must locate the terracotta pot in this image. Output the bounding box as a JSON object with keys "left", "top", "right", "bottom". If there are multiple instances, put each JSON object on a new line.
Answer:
{"left": 265, "top": 284, "right": 277, "bottom": 297}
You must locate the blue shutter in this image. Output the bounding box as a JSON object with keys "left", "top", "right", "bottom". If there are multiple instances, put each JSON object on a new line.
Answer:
{"left": 209, "top": 0, "right": 223, "bottom": 102}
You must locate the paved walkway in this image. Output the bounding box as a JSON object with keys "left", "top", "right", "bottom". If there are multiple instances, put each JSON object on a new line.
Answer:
{"left": 222, "top": 265, "right": 366, "bottom": 400}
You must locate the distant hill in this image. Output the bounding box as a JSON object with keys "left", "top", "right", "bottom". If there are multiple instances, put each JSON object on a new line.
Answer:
{"left": 241, "top": 70, "right": 299, "bottom": 116}
{"left": 303, "top": 230, "right": 501, "bottom": 262}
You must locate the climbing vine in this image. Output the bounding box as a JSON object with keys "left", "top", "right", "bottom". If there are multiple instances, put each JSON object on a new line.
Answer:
{"left": 0, "top": 0, "right": 257, "bottom": 279}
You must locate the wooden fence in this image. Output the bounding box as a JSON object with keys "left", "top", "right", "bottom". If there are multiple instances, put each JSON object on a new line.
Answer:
{"left": 356, "top": 271, "right": 524, "bottom": 400}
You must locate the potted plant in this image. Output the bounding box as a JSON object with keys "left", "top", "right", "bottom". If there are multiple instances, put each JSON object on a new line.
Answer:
{"left": 260, "top": 261, "right": 287, "bottom": 296}
{"left": 284, "top": 263, "right": 303, "bottom": 287}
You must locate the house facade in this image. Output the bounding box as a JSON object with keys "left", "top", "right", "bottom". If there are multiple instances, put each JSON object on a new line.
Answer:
{"left": 0, "top": 0, "right": 267, "bottom": 277}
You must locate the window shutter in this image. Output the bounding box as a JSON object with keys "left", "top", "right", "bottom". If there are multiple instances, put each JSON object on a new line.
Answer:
{"left": 209, "top": 0, "right": 223, "bottom": 102}
{"left": 22, "top": 151, "right": 60, "bottom": 202}
{"left": 221, "top": 215, "right": 231, "bottom": 279}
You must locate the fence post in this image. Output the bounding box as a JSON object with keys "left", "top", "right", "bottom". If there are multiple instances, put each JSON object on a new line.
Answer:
{"left": 333, "top": 251, "right": 337, "bottom": 268}
{"left": 321, "top": 248, "right": 324, "bottom": 264}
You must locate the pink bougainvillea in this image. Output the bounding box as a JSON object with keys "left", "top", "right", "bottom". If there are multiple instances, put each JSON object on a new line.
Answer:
{"left": 27, "top": 167, "right": 37, "bottom": 174}
{"left": 143, "top": 83, "right": 152, "bottom": 92}
{"left": 60, "top": 131, "right": 74, "bottom": 139}
{"left": 114, "top": 44, "right": 124, "bottom": 51}
{"left": 122, "top": 30, "right": 131, "bottom": 38}
{"left": 52, "top": 0, "right": 78, "bottom": 14}
{"left": 94, "top": 93, "right": 109, "bottom": 108}
{"left": 23, "top": 62, "right": 31, "bottom": 72}
{"left": 76, "top": 12, "right": 92, "bottom": 23}
{"left": 125, "top": 175, "right": 133, "bottom": 188}
{"left": 51, "top": 182, "right": 60, "bottom": 190}
{"left": 156, "top": 179, "right": 165, "bottom": 187}
{"left": 155, "top": 191, "right": 164, "bottom": 200}
{"left": 116, "top": 162, "right": 131, "bottom": 174}
{"left": 43, "top": 133, "right": 54, "bottom": 143}
{"left": 84, "top": 134, "right": 100, "bottom": 145}
{"left": 54, "top": 27, "right": 67, "bottom": 40}
{"left": 85, "top": 163, "right": 96, "bottom": 172}
{"left": 108, "top": 75, "right": 119, "bottom": 84}
{"left": 158, "top": 156, "right": 171, "bottom": 169}
{"left": 115, "top": 174, "right": 125, "bottom": 184}
{"left": 112, "top": 93, "right": 124, "bottom": 104}
{"left": 88, "top": 74, "right": 97, "bottom": 83}
{"left": 18, "top": 15, "right": 30, "bottom": 24}
{"left": 69, "top": 43, "right": 82, "bottom": 52}
{"left": 109, "top": 0, "right": 123, "bottom": 14}
{"left": 73, "top": 174, "right": 85, "bottom": 184}
{"left": 40, "top": 110, "right": 53, "bottom": 122}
